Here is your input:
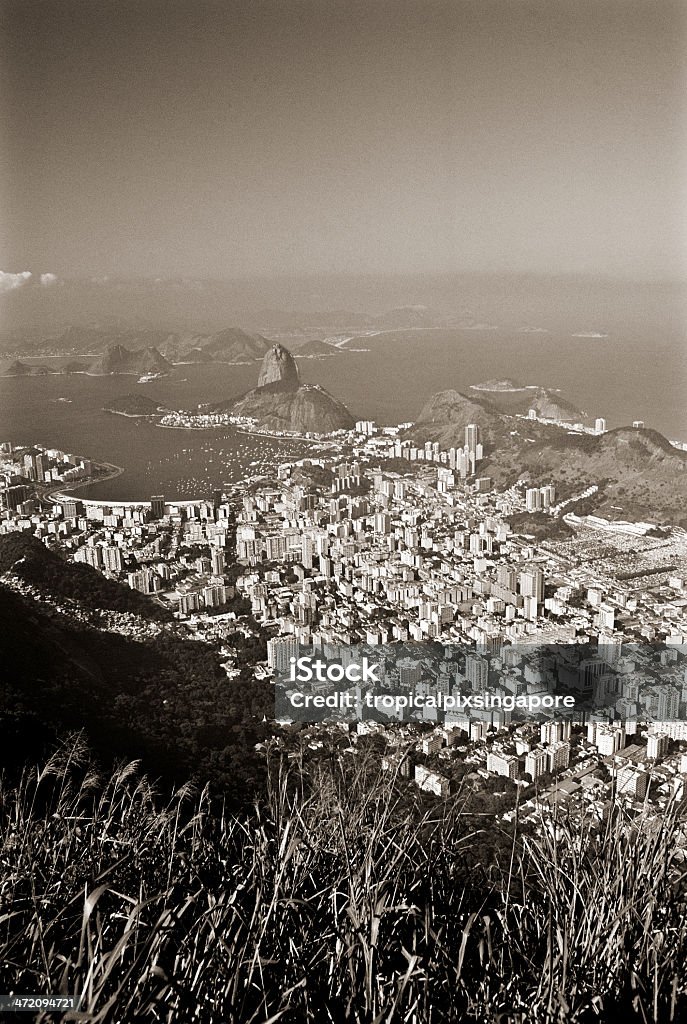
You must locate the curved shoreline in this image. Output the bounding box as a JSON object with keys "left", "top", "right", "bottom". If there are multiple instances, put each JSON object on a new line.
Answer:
{"left": 43, "top": 461, "right": 125, "bottom": 502}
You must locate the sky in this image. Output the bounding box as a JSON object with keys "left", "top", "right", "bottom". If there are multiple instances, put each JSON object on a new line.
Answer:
{"left": 1, "top": 0, "right": 686, "bottom": 282}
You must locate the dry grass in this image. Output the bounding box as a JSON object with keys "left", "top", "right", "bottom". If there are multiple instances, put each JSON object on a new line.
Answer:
{"left": 1, "top": 737, "right": 686, "bottom": 1023}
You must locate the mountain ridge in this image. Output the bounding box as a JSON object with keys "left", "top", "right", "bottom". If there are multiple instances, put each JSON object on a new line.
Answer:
{"left": 88, "top": 344, "right": 172, "bottom": 376}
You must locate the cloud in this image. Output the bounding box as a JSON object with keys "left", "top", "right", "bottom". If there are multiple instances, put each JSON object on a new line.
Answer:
{"left": 0, "top": 270, "right": 32, "bottom": 293}
{"left": 40, "top": 272, "right": 58, "bottom": 287}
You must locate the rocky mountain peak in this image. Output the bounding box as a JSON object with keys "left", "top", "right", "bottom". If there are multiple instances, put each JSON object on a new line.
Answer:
{"left": 257, "top": 344, "right": 300, "bottom": 390}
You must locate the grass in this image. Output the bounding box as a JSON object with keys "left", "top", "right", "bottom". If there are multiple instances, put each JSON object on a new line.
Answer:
{"left": 1, "top": 737, "right": 686, "bottom": 1023}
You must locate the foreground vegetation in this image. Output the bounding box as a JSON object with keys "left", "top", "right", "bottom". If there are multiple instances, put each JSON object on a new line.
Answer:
{"left": 2, "top": 738, "right": 686, "bottom": 1023}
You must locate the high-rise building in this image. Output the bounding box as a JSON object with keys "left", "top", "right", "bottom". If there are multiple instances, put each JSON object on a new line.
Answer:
{"left": 60, "top": 499, "right": 83, "bottom": 519}
{"left": 267, "top": 636, "right": 299, "bottom": 673}
{"left": 178, "top": 592, "right": 200, "bottom": 615}
{"left": 398, "top": 660, "right": 422, "bottom": 686}
{"left": 319, "top": 554, "right": 333, "bottom": 577}
{"left": 414, "top": 764, "right": 450, "bottom": 797}
{"left": 655, "top": 686, "right": 679, "bottom": 721}
{"left": 616, "top": 767, "right": 648, "bottom": 799}
{"left": 526, "top": 488, "right": 541, "bottom": 512}
{"left": 265, "top": 535, "right": 286, "bottom": 561}
{"left": 647, "top": 732, "right": 669, "bottom": 760}
{"left": 496, "top": 564, "right": 518, "bottom": 591}
{"left": 486, "top": 751, "right": 519, "bottom": 779}
{"left": 76, "top": 545, "right": 103, "bottom": 569}
{"left": 102, "top": 545, "right": 123, "bottom": 572}
{"left": 465, "top": 423, "right": 480, "bottom": 456}
{"left": 541, "top": 721, "right": 571, "bottom": 744}
{"left": 465, "top": 654, "right": 488, "bottom": 689}
{"left": 150, "top": 495, "right": 165, "bottom": 519}
{"left": 203, "top": 584, "right": 228, "bottom": 608}
{"left": 211, "top": 548, "right": 225, "bottom": 576}
{"left": 519, "top": 567, "right": 544, "bottom": 603}
{"left": 34, "top": 453, "right": 50, "bottom": 482}
{"left": 525, "top": 747, "right": 548, "bottom": 780}
{"left": 374, "top": 512, "right": 391, "bottom": 535}
{"left": 539, "top": 484, "right": 556, "bottom": 508}
{"left": 301, "top": 536, "right": 313, "bottom": 569}
{"left": 546, "top": 740, "right": 570, "bottom": 773}
{"left": 595, "top": 418, "right": 607, "bottom": 434}
{"left": 594, "top": 724, "right": 625, "bottom": 756}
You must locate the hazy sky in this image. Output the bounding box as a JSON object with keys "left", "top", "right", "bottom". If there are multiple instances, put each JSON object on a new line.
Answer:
{"left": 2, "top": 0, "right": 685, "bottom": 281}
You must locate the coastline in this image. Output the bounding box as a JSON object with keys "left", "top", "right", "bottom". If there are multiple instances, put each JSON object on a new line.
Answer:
{"left": 104, "top": 409, "right": 161, "bottom": 419}
{"left": 42, "top": 461, "right": 125, "bottom": 501}
{"left": 155, "top": 419, "right": 330, "bottom": 447}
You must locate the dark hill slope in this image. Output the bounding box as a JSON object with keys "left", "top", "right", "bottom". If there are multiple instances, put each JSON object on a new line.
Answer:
{"left": 104, "top": 393, "right": 166, "bottom": 416}
{"left": 0, "top": 583, "right": 270, "bottom": 804}
{"left": 0, "top": 533, "right": 171, "bottom": 620}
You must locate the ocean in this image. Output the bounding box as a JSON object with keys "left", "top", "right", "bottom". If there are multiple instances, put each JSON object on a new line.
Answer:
{"left": 1, "top": 324, "right": 685, "bottom": 500}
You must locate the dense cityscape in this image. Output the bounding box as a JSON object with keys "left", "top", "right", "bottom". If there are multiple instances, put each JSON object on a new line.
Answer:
{"left": 3, "top": 401, "right": 686, "bottom": 842}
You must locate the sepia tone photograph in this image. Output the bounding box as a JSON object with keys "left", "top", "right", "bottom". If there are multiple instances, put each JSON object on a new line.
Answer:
{"left": 1, "top": 1, "right": 686, "bottom": 1020}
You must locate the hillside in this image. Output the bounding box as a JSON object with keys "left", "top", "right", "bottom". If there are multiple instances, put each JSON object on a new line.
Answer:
{"left": 0, "top": 581, "right": 271, "bottom": 801}
{"left": 470, "top": 380, "right": 584, "bottom": 422}
{"left": 1, "top": 733, "right": 685, "bottom": 1023}
{"left": 104, "top": 393, "right": 167, "bottom": 417}
{"left": 410, "top": 380, "right": 687, "bottom": 523}
{"left": 87, "top": 344, "right": 172, "bottom": 376}
{"left": 488, "top": 426, "right": 687, "bottom": 525}
{"left": 293, "top": 338, "right": 340, "bottom": 358}
{"left": 1, "top": 359, "right": 52, "bottom": 376}
{"left": 232, "top": 383, "right": 355, "bottom": 433}
{"left": 57, "top": 325, "right": 180, "bottom": 354}
{"left": 411, "top": 389, "right": 506, "bottom": 447}
{"left": 0, "top": 533, "right": 170, "bottom": 620}
{"left": 159, "top": 327, "right": 271, "bottom": 363}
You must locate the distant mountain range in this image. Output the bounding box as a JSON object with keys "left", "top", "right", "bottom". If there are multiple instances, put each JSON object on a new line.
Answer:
{"left": 0, "top": 307, "right": 463, "bottom": 357}
{"left": 88, "top": 344, "right": 172, "bottom": 376}
{"left": 0, "top": 326, "right": 274, "bottom": 368}
{"left": 155, "top": 327, "right": 271, "bottom": 363}
{"left": 292, "top": 339, "right": 340, "bottom": 358}
{"left": 1, "top": 359, "right": 53, "bottom": 376}
{"left": 0, "top": 332, "right": 273, "bottom": 376}
{"left": 0, "top": 344, "right": 171, "bottom": 377}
